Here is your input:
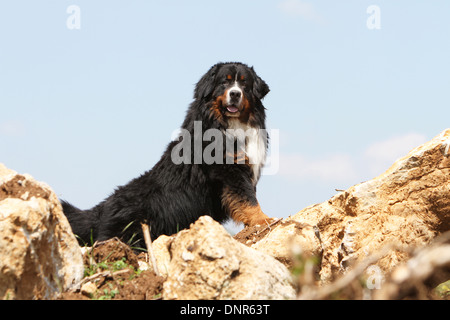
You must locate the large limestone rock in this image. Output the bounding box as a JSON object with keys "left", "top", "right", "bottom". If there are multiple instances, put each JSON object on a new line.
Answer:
{"left": 162, "top": 216, "right": 296, "bottom": 300}
{"left": 246, "top": 129, "right": 450, "bottom": 282}
{"left": 0, "top": 164, "right": 84, "bottom": 299}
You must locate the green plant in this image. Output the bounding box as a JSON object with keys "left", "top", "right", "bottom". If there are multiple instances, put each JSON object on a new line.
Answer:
{"left": 435, "top": 279, "right": 450, "bottom": 299}
{"left": 94, "top": 283, "right": 119, "bottom": 300}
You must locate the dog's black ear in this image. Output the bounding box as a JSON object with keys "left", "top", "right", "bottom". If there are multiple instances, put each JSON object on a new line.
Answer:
{"left": 251, "top": 67, "right": 270, "bottom": 100}
{"left": 194, "top": 63, "right": 221, "bottom": 100}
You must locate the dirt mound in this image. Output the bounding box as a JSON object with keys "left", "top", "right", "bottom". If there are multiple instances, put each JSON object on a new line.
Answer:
{"left": 85, "top": 237, "right": 140, "bottom": 270}
{"left": 59, "top": 238, "right": 164, "bottom": 300}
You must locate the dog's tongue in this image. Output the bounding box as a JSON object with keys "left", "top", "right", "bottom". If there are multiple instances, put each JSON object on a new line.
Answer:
{"left": 227, "top": 105, "right": 239, "bottom": 113}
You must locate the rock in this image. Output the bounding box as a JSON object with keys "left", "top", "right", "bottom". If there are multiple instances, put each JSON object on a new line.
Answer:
{"left": 162, "top": 216, "right": 296, "bottom": 300}
{"left": 134, "top": 235, "right": 172, "bottom": 276}
{"left": 80, "top": 281, "right": 97, "bottom": 298}
{"left": 145, "top": 234, "right": 172, "bottom": 278}
{"left": 245, "top": 129, "right": 450, "bottom": 282}
{"left": 374, "top": 236, "right": 450, "bottom": 300}
{"left": 250, "top": 221, "right": 322, "bottom": 268}
{"left": 0, "top": 163, "right": 84, "bottom": 299}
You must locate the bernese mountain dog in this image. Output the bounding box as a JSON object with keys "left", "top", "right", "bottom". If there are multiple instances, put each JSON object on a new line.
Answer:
{"left": 61, "top": 62, "right": 276, "bottom": 247}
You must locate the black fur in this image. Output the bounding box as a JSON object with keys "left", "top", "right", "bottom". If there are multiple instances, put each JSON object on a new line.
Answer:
{"left": 62, "top": 62, "right": 270, "bottom": 247}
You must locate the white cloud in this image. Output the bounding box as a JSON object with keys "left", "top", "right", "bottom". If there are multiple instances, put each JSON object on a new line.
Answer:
{"left": 0, "top": 121, "right": 26, "bottom": 137}
{"left": 277, "top": 132, "right": 428, "bottom": 185}
{"left": 363, "top": 133, "right": 427, "bottom": 176}
{"left": 278, "top": 153, "right": 358, "bottom": 183}
{"left": 278, "top": 0, "right": 325, "bottom": 24}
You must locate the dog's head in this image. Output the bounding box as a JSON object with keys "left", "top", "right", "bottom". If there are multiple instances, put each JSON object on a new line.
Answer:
{"left": 194, "top": 62, "right": 270, "bottom": 121}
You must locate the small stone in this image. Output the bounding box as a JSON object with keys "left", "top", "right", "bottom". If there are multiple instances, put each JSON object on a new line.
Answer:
{"left": 81, "top": 282, "right": 97, "bottom": 297}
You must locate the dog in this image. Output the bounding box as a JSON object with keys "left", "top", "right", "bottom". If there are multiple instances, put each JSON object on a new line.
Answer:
{"left": 62, "top": 62, "right": 276, "bottom": 247}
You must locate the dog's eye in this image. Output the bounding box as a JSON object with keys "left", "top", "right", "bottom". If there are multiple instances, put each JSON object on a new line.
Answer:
{"left": 222, "top": 76, "right": 233, "bottom": 85}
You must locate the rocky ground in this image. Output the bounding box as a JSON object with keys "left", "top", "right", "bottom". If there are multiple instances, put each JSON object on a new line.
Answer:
{"left": 56, "top": 224, "right": 450, "bottom": 300}
{"left": 58, "top": 238, "right": 164, "bottom": 300}
{"left": 1, "top": 128, "right": 450, "bottom": 300}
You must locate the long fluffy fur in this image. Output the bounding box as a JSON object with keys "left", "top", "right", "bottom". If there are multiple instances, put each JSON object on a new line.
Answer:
{"left": 62, "top": 62, "right": 272, "bottom": 247}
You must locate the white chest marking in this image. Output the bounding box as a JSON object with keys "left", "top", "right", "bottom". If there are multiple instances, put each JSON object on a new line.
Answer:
{"left": 225, "top": 119, "right": 267, "bottom": 184}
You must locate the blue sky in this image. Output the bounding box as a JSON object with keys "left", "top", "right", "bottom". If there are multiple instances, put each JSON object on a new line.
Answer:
{"left": 1, "top": 1, "right": 449, "bottom": 233}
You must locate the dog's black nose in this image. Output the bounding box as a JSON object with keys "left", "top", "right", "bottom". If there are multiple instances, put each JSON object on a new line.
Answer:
{"left": 229, "top": 90, "right": 241, "bottom": 99}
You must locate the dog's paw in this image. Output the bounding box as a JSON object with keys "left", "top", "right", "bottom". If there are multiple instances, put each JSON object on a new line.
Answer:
{"left": 250, "top": 217, "right": 281, "bottom": 227}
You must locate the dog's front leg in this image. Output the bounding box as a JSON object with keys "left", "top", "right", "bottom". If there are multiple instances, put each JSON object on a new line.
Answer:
{"left": 221, "top": 185, "right": 275, "bottom": 227}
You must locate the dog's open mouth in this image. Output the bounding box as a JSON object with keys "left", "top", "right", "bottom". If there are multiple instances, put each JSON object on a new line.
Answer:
{"left": 225, "top": 104, "right": 241, "bottom": 117}
{"left": 226, "top": 105, "right": 240, "bottom": 113}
